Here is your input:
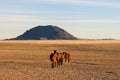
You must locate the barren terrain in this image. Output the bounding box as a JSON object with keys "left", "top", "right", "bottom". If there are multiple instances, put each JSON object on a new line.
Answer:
{"left": 0, "top": 40, "right": 120, "bottom": 80}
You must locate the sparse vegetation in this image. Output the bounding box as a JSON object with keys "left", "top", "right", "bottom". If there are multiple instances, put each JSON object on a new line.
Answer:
{"left": 0, "top": 40, "right": 120, "bottom": 80}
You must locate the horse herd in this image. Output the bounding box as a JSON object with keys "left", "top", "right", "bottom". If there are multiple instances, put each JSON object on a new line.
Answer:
{"left": 49, "top": 50, "right": 71, "bottom": 68}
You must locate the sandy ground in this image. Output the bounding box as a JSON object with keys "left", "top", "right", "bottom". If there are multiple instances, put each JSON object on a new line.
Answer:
{"left": 0, "top": 40, "right": 120, "bottom": 80}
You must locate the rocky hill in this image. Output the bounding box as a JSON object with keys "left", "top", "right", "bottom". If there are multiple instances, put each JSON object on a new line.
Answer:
{"left": 11, "top": 25, "right": 78, "bottom": 40}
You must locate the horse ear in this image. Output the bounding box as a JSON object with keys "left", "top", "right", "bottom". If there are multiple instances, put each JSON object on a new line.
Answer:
{"left": 54, "top": 50, "right": 57, "bottom": 52}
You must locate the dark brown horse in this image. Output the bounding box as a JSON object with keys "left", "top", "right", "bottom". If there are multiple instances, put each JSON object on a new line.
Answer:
{"left": 63, "top": 52, "right": 71, "bottom": 63}
{"left": 50, "top": 53, "right": 57, "bottom": 68}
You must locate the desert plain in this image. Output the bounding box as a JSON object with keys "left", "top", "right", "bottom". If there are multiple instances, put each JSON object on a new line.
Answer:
{"left": 0, "top": 40, "right": 120, "bottom": 80}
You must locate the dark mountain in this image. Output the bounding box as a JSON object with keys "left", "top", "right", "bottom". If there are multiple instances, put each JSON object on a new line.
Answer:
{"left": 11, "top": 25, "right": 78, "bottom": 40}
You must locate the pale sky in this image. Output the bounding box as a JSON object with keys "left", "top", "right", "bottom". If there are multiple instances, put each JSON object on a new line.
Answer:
{"left": 0, "top": 0, "right": 120, "bottom": 39}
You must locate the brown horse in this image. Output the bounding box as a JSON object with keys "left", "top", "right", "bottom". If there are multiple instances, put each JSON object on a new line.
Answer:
{"left": 56, "top": 53, "right": 63, "bottom": 66}
{"left": 63, "top": 52, "right": 71, "bottom": 63}
{"left": 49, "top": 51, "right": 63, "bottom": 68}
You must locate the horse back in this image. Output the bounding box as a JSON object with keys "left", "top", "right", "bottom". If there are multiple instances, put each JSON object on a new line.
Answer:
{"left": 65, "top": 53, "right": 70, "bottom": 59}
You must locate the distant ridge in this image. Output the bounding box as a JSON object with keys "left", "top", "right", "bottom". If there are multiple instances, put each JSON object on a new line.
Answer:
{"left": 97, "top": 38, "right": 116, "bottom": 40}
{"left": 10, "top": 25, "right": 78, "bottom": 40}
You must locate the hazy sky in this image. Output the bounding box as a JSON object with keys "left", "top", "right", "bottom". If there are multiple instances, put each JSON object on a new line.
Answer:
{"left": 0, "top": 0, "right": 120, "bottom": 39}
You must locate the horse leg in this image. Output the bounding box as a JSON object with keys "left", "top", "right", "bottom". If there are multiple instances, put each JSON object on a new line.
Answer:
{"left": 51, "top": 62, "right": 54, "bottom": 68}
{"left": 57, "top": 59, "right": 60, "bottom": 66}
{"left": 55, "top": 62, "right": 57, "bottom": 68}
{"left": 54, "top": 61, "right": 56, "bottom": 68}
{"left": 68, "top": 58, "right": 70, "bottom": 63}
{"left": 52, "top": 61, "right": 56, "bottom": 68}
{"left": 60, "top": 57, "right": 63, "bottom": 65}
{"left": 65, "top": 58, "right": 67, "bottom": 63}
{"left": 60, "top": 58, "right": 63, "bottom": 65}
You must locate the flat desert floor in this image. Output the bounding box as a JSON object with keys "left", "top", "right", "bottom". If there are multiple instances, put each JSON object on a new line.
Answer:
{"left": 0, "top": 40, "right": 120, "bottom": 80}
